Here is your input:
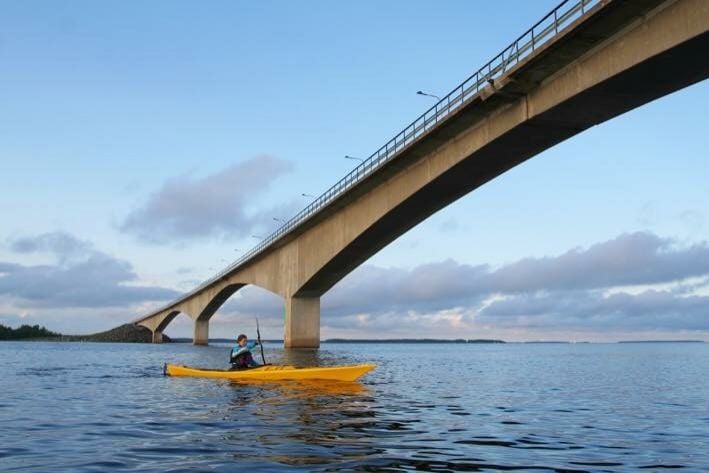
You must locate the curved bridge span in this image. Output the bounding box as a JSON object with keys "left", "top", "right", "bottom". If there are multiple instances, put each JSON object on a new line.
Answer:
{"left": 134, "top": 0, "right": 709, "bottom": 347}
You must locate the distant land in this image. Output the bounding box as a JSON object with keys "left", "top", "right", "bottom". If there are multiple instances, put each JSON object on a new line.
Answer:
{"left": 166, "top": 338, "right": 506, "bottom": 344}
{"left": 1, "top": 323, "right": 704, "bottom": 345}
{"left": 323, "top": 338, "right": 505, "bottom": 344}
{"left": 0, "top": 323, "right": 171, "bottom": 343}
{"left": 0, "top": 324, "right": 61, "bottom": 340}
{"left": 618, "top": 340, "right": 705, "bottom": 343}
{"left": 202, "top": 338, "right": 704, "bottom": 344}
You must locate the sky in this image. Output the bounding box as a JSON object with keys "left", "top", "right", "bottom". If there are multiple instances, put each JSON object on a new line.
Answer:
{"left": 1, "top": 1, "right": 707, "bottom": 341}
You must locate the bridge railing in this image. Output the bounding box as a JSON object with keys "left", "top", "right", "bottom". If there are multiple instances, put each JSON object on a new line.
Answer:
{"left": 144, "top": 0, "right": 601, "bottom": 318}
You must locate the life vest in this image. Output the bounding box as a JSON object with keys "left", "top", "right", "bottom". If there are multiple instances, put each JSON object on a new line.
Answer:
{"left": 230, "top": 348, "right": 254, "bottom": 370}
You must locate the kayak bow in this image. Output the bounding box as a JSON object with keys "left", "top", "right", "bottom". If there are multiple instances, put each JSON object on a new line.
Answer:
{"left": 165, "top": 363, "right": 376, "bottom": 382}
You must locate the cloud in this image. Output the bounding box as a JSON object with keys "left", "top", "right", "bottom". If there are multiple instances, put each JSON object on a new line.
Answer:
{"left": 210, "top": 232, "right": 709, "bottom": 337}
{"left": 10, "top": 232, "right": 92, "bottom": 262}
{"left": 477, "top": 289, "right": 709, "bottom": 331}
{"left": 487, "top": 232, "right": 709, "bottom": 292}
{"left": 323, "top": 262, "right": 490, "bottom": 315}
{"left": 318, "top": 232, "right": 709, "bottom": 315}
{"left": 0, "top": 232, "right": 178, "bottom": 309}
{"left": 217, "top": 286, "right": 283, "bottom": 319}
{"left": 5, "top": 230, "right": 706, "bottom": 339}
{"left": 119, "top": 155, "right": 295, "bottom": 243}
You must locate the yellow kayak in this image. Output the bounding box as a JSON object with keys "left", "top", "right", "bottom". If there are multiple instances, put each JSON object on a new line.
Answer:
{"left": 164, "top": 363, "right": 376, "bottom": 382}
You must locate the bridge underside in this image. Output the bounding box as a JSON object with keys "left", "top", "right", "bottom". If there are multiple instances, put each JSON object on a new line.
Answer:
{"left": 300, "top": 30, "right": 709, "bottom": 296}
{"left": 135, "top": 0, "right": 709, "bottom": 347}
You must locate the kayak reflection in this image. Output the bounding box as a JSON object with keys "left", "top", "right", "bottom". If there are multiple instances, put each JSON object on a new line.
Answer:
{"left": 229, "top": 378, "right": 371, "bottom": 399}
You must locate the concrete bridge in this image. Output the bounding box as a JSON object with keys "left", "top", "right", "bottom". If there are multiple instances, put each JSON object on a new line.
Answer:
{"left": 134, "top": 0, "right": 709, "bottom": 347}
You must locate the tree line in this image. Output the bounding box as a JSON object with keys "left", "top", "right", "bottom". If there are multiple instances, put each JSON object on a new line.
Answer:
{"left": 0, "top": 324, "right": 61, "bottom": 340}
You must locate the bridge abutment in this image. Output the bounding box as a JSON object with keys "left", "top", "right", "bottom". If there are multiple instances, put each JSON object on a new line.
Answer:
{"left": 284, "top": 296, "right": 320, "bottom": 348}
{"left": 194, "top": 319, "right": 209, "bottom": 345}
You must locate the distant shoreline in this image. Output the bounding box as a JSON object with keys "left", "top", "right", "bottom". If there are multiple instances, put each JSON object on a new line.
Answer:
{"left": 0, "top": 324, "right": 168, "bottom": 343}
{"left": 169, "top": 338, "right": 506, "bottom": 344}
{"left": 323, "top": 338, "right": 506, "bottom": 344}
{"left": 617, "top": 340, "right": 705, "bottom": 344}
{"left": 2, "top": 323, "right": 705, "bottom": 345}
{"left": 3, "top": 338, "right": 705, "bottom": 344}
{"left": 175, "top": 338, "right": 705, "bottom": 344}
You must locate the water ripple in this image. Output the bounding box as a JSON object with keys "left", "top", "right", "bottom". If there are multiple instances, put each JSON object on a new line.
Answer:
{"left": 0, "top": 342, "right": 707, "bottom": 471}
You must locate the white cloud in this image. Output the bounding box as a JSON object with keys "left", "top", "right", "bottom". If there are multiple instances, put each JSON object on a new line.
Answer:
{"left": 208, "top": 232, "right": 709, "bottom": 338}
{"left": 0, "top": 232, "right": 178, "bottom": 309}
{"left": 119, "top": 155, "right": 296, "bottom": 243}
{"left": 3, "top": 231, "right": 708, "bottom": 340}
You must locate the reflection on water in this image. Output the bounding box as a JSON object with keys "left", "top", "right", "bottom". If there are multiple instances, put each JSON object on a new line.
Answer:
{"left": 231, "top": 379, "right": 371, "bottom": 398}
{"left": 0, "top": 341, "right": 708, "bottom": 471}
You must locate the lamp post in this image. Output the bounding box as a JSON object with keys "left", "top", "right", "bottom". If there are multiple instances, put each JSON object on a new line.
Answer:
{"left": 416, "top": 90, "right": 441, "bottom": 101}
{"left": 344, "top": 155, "right": 364, "bottom": 162}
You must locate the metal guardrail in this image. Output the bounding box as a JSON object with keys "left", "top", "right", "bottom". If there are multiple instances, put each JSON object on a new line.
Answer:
{"left": 143, "top": 0, "right": 601, "bottom": 318}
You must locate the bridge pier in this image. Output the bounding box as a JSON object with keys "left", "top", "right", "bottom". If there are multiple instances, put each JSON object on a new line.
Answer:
{"left": 152, "top": 330, "right": 163, "bottom": 344}
{"left": 284, "top": 296, "right": 320, "bottom": 348}
{"left": 194, "top": 319, "right": 209, "bottom": 345}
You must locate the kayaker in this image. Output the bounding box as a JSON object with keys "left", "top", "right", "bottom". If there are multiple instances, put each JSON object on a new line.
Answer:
{"left": 230, "top": 334, "right": 260, "bottom": 370}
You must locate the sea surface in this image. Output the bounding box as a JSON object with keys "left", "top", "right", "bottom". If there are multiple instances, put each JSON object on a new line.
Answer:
{"left": 0, "top": 341, "right": 707, "bottom": 472}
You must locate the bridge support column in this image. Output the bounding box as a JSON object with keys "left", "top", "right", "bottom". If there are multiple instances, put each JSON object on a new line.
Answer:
{"left": 152, "top": 330, "right": 163, "bottom": 344}
{"left": 194, "top": 319, "right": 209, "bottom": 345}
{"left": 284, "top": 296, "right": 320, "bottom": 348}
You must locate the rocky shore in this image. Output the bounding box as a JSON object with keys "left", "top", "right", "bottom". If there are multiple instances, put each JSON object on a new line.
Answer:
{"left": 60, "top": 324, "right": 171, "bottom": 343}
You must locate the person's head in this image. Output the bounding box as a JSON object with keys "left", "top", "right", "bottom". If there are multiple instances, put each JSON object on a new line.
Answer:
{"left": 237, "top": 334, "right": 248, "bottom": 346}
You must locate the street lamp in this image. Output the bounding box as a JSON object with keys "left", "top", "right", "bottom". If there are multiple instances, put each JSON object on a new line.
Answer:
{"left": 301, "top": 193, "right": 315, "bottom": 198}
{"left": 344, "top": 155, "right": 364, "bottom": 162}
{"left": 417, "top": 90, "right": 441, "bottom": 101}
{"left": 251, "top": 235, "right": 263, "bottom": 239}
{"left": 273, "top": 217, "right": 284, "bottom": 223}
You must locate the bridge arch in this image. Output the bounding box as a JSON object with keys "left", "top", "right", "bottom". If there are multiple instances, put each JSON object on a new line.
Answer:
{"left": 137, "top": 309, "right": 193, "bottom": 343}
{"left": 194, "top": 283, "right": 246, "bottom": 322}
{"left": 190, "top": 280, "right": 287, "bottom": 345}
{"left": 155, "top": 310, "right": 181, "bottom": 334}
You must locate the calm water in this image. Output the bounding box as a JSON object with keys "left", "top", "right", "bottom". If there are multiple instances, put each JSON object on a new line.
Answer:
{"left": 0, "top": 341, "right": 707, "bottom": 472}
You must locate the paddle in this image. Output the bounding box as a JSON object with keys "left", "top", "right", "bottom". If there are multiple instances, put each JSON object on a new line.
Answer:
{"left": 255, "top": 317, "right": 267, "bottom": 365}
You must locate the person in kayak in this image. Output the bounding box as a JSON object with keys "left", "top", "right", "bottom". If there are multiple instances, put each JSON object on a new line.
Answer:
{"left": 230, "top": 334, "right": 260, "bottom": 370}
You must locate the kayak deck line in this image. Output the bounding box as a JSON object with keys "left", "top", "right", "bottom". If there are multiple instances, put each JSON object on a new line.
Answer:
{"left": 164, "top": 363, "right": 376, "bottom": 382}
